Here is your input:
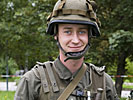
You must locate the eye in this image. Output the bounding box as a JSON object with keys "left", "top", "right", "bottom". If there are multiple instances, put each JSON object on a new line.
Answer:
{"left": 64, "top": 30, "right": 71, "bottom": 34}
{"left": 79, "top": 31, "right": 86, "bottom": 34}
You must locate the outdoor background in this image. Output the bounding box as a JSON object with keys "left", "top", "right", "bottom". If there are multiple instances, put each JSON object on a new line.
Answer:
{"left": 0, "top": 0, "right": 133, "bottom": 100}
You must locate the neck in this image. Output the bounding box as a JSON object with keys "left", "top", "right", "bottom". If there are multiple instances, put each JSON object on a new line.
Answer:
{"left": 60, "top": 53, "right": 84, "bottom": 73}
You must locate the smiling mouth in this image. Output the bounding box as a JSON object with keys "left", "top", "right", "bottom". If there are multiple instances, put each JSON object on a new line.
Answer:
{"left": 70, "top": 47, "right": 80, "bottom": 48}
{"left": 69, "top": 45, "right": 83, "bottom": 48}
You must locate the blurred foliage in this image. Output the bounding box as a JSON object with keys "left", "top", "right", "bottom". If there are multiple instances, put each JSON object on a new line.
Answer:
{"left": 0, "top": 0, "right": 58, "bottom": 70}
{"left": 125, "top": 59, "right": 133, "bottom": 82}
{"left": 96, "top": 0, "right": 133, "bottom": 32}
{"left": 0, "top": 0, "right": 132, "bottom": 80}
{"left": 0, "top": 58, "right": 18, "bottom": 75}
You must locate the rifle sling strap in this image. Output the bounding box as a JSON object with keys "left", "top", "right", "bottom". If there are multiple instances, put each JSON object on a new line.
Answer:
{"left": 57, "top": 64, "right": 87, "bottom": 100}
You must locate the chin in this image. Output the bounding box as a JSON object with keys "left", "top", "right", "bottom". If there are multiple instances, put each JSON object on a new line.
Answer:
{"left": 70, "top": 48, "right": 84, "bottom": 52}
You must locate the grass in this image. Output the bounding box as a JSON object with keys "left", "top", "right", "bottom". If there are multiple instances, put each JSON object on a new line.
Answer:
{"left": 0, "top": 77, "right": 20, "bottom": 82}
{"left": 123, "top": 84, "right": 133, "bottom": 90}
{"left": 0, "top": 91, "right": 15, "bottom": 100}
{"left": 120, "top": 98, "right": 126, "bottom": 100}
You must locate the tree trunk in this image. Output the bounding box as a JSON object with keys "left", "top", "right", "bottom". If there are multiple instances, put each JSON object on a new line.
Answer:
{"left": 115, "top": 52, "right": 127, "bottom": 97}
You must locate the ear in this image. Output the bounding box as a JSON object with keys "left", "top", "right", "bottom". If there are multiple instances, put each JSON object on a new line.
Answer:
{"left": 54, "top": 35, "right": 57, "bottom": 40}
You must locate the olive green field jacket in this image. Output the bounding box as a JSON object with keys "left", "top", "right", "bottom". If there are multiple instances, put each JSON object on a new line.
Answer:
{"left": 14, "top": 59, "right": 119, "bottom": 100}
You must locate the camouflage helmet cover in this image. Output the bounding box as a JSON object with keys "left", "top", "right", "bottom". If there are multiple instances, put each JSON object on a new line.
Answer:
{"left": 47, "top": 0, "right": 101, "bottom": 37}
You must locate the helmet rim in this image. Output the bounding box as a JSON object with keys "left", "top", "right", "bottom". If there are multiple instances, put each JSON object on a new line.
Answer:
{"left": 46, "top": 19, "right": 100, "bottom": 37}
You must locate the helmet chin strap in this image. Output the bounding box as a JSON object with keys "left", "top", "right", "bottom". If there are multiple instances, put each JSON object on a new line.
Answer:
{"left": 56, "top": 39, "right": 90, "bottom": 62}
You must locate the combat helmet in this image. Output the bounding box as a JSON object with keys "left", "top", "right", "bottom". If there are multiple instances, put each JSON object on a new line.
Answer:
{"left": 46, "top": 0, "right": 101, "bottom": 61}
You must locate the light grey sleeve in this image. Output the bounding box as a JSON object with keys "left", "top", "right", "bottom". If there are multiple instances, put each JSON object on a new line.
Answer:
{"left": 14, "top": 70, "right": 40, "bottom": 100}
{"left": 14, "top": 77, "right": 31, "bottom": 100}
{"left": 105, "top": 73, "right": 120, "bottom": 100}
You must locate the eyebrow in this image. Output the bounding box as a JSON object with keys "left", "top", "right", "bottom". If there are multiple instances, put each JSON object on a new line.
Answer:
{"left": 63, "top": 27, "right": 72, "bottom": 29}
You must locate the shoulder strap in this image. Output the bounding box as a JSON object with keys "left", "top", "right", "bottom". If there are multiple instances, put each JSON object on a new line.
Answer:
{"left": 89, "top": 64, "right": 106, "bottom": 100}
{"left": 33, "top": 61, "right": 59, "bottom": 93}
{"left": 57, "top": 64, "right": 87, "bottom": 100}
{"left": 44, "top": 61, "right": 59, "bottom": 92}
{"left": 35, "top": 64, "right": 50, "bottom": 93}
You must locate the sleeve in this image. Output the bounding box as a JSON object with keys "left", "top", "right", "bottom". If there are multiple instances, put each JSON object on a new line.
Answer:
{"left": 14, "top": 77, "right": 31, "bottom": 100}
{"left": 14, "top": 70, "right": 40, "bottom": 100}
{"left": 105, "top": 73, "right": 120, "bottom": 100}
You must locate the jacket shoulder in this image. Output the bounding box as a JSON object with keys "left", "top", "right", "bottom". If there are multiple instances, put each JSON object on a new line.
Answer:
{"left": 15, "top": 65, "right": 41, "bottom": 100}
{"left": 31, "top": 61, "right": 50, "bottom": 78}
{"left": 85, "top": 63, "right": 106, "bottom": 75}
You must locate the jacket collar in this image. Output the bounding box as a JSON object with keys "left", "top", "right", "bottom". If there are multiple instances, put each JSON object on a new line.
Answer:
{"left": 54, "top": 57, "right": 83, "bottom": 80}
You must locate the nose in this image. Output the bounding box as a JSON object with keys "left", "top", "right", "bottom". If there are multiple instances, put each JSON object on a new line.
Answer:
{"left": 71, "top": 33, "right": 80, "bottom": 44}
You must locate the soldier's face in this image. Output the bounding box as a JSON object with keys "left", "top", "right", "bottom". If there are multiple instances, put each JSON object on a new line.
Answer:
{"left": 55, "top": 24, "right": 88, "bottom": 53}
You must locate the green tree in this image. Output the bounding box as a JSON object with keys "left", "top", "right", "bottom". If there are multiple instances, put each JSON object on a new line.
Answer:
{"left": 109, "top": 30, "right": 133, "bottom": 96}
{"left": 96, "top": 0, "right": 133, "bottom": 32}
{"left": 0, "top": 0, "right": 57, "bottom": 71}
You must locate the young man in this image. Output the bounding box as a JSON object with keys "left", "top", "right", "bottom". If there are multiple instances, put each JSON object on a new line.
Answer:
{"left": 14, "top": 0, "right": 119, "bottom": 100}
